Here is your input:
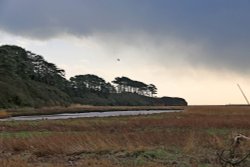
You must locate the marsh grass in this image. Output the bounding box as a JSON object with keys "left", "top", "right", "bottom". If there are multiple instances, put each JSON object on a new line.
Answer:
{"left": 1, "top": 105, "right": 250, "bottom": 166}
{"left": 0, "top": 110, "right": 9, "bottom": 118}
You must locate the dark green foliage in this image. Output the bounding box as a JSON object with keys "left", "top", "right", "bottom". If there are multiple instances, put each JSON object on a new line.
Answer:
{"left": 0, "top": 45, "right": 187, "bottom": 108}
{"left": 112, "top": 76, "right": 157, "bottom": 96}
{"left": 0, "top": 45, "right": 70, "bottom": 108}
{"left": 147, "top": 84, "right": 157, "bottom": 97}
{"left": 71, "top": 92, "right": 187, "bottom": 106}
{"left": 0, "top": 76, "right": 70, "bottom": 108}
{"left": 70, "top": 74, "right": 107, "bottom": 92}
{"left": 160, "top": 97, "right": 188, "bottom": 106}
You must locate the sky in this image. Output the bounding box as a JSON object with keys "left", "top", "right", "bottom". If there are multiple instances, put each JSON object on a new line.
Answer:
{"left": 1, "top": 0, "right": 250, "bottom": 105}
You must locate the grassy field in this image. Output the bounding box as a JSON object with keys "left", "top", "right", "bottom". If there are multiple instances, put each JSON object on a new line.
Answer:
{"left": 1, "top": 105, "right": 250, "bottom": 166}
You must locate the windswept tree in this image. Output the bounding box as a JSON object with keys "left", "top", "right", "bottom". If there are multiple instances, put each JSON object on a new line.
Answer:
{"left": 0, "top": 48, "right": 14, "bottom": 76}
{"left": 28, "top": 54, "right": 66, "bottom": 88}
{"left": 133, "top": 81, "right": 148, "bottom": 95}
{"left": 112, "top": 76, "right": 157, "bottom": 96}
{"left": 112, "top": 77, "right": 133, "bottom": 93}
{"left": 147, "top": 84, "right": 157, "bottom": 97}
{"left": 70, "top": 74, "right": 115, "bottom": 93}
{"left": 0, "top": 45, "right": 67, "bottom": 86}
{"left": 101, "top": 82, "right": 116, "bottom": 94}
{"left": 0, "top": 45, "right": 71, "bottom": 107}
{"left": 0, "top": 45, "right": 34, "bottom": 78}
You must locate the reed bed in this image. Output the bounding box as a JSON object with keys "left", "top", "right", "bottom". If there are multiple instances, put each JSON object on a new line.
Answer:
{"left": 1, "top": 105, "right": 250, "bottom": 166}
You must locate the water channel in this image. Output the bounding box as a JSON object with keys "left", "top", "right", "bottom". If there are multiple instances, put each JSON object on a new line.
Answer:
{"left": 0, "top": 110, "right": 182, "bottom": 121}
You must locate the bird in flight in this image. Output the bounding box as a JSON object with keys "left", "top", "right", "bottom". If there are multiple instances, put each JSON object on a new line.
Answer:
{"left": 117, "top": 58, "right": 120, "bottom": 61}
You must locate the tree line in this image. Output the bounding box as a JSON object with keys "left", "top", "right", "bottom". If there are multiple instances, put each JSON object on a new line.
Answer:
{"left": 0, "top": 45, "right": 157, "bottom": 98}
{"left": 70, "top": 75, "right": 157, "bottom": 97}
{"left": 0, "top": 45, "right": 188, "bottom": 108}
{"left": 112, "top": 77, "right": 157, "bottom": 96}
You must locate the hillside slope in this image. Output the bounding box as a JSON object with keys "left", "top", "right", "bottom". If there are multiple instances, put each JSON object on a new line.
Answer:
{"left": 0, "top": 45, "right": 187, "bottom": 108}
{"left": 0, "top": 76, "right": 71, "bottom": 108}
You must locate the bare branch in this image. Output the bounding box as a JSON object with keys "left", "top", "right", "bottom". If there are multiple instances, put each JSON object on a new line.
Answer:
{"left": 217, "top": 134, "right": 250, "bottom": 166}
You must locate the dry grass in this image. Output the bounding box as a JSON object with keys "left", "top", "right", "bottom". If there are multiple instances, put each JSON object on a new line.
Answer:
{"left": 186, "top": 105, "right": 250, "bottom": 115}
{"left": 1, "top": 105, "right": 250, "bottom": 166}
{"left": 0, "top": 110, "right": 9, "bottom": 118}
{"left": 0, "top": 157, "right": 30, "bottom": 167}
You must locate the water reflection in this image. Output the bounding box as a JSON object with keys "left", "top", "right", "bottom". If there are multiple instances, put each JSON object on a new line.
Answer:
{"left": 1, "top": 110, "right": 182, "bottom": 121}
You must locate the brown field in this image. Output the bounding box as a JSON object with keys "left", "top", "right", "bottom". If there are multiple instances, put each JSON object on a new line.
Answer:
{"left": 1, "top": 105, "right": 250, "bottom": 166}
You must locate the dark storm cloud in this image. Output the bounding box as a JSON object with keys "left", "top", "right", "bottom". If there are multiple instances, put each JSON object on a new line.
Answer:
{"left": 1, "top": 0, "right": 250, "bottom": 73}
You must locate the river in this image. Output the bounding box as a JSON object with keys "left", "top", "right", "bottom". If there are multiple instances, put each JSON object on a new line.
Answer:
{"left": 0, "top": 110, "right": 182, "bottom": 121}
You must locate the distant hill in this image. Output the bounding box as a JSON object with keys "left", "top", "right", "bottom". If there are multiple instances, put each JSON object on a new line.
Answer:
{"left": 0, "top": 45, "right": 187, "bottom": 108}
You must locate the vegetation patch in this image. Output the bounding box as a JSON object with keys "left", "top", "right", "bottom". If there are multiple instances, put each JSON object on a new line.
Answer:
{"left": 1, "top": 106, "right": 250, "bottom": 166}
{"left": 0, "top": 45, "right": 187, "bottom": 109}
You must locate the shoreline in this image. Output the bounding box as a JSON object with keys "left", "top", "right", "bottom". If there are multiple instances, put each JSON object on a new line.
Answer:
{"left": 1, "top": 109, "right": 183, "bottom": 121}
{"left": 0, "top": 105, "right": 186, "bottom": 119}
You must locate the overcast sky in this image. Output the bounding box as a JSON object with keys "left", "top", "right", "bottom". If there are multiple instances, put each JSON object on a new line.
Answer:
{"left": 1, "top": 0, "right": 250, "bottom": 105}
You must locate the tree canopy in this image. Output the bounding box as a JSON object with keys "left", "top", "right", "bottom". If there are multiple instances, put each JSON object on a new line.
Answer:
{"left": 112, "top": 76, "right": 157, "bottom": 96}
{"left": 0, "top": 45, "right": 187, "bottom": 108}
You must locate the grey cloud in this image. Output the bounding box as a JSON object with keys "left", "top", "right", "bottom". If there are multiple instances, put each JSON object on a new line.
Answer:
{"left": 1, "top": 0, "right": 250, "bottom": 74}
{"left": 0, "top": 0, "right": 159, "bottom": 38}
